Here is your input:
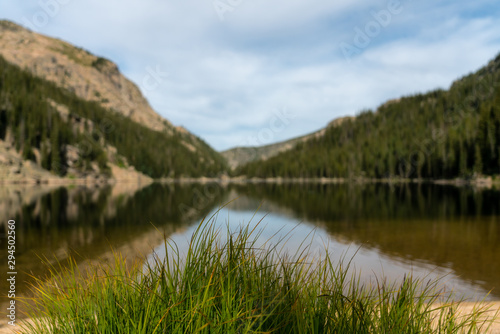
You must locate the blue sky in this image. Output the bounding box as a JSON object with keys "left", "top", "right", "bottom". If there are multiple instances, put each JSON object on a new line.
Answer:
{"left": 2, "top": 0, "right": 500, "bottom": 151}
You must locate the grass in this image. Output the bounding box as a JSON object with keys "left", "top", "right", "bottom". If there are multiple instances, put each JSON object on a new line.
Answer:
{"left": 21, "top": 214, "right": 497, "bottom": 333}
{"left": 49, "top": 42, "right": 94, "bottom": 67}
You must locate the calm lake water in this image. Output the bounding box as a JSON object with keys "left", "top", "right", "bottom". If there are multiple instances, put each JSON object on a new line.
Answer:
{"left": 1, "top": 182, "right": 500, "bottom": 315}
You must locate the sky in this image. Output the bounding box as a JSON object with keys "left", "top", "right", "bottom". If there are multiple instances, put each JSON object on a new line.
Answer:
{"left": 2, "top": 0, "right": 500, "bottom": 151}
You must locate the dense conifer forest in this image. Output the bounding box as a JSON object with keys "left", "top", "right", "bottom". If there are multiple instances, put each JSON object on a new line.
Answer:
{"left": 0, "top": 55, "right": 227, "bottom": 178}
{"left": 237, "top": 53, "right": 500, "bottom": 180}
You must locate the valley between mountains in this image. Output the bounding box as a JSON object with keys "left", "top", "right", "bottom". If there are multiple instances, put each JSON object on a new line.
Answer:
{"left": 1, "top": 20, "right": 500, "bottom": 186}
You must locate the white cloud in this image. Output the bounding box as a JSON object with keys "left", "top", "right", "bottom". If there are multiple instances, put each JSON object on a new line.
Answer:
{"left": 1, "top": 0, "right": 500, "bottom": 150}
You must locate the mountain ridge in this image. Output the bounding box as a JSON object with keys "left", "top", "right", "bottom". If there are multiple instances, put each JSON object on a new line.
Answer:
{"left": 222, "top": 116, "right": 353, "bottom": 169}
{"left": 237, "top": 52, "right": 500, "bottom": 180}
{"left": 0, "top": 20, "right": 177, "bottom": 133}
{"left": 0, "top": 20, "right": 227, "bottom": 182}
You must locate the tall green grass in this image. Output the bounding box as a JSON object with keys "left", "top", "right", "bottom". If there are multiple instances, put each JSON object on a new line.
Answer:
{"left": 22, "top": 215, "right": 496, "bottom": 333}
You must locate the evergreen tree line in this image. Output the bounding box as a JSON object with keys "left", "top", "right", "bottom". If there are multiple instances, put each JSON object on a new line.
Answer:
{"left": 0, "top": 56, "right": 227, "bottom": 177}
{"left": 0, "top": 56, "right": 107, "bottom": 175}
{"left": 237, "top": 53, "right": 500, "bottom": 180}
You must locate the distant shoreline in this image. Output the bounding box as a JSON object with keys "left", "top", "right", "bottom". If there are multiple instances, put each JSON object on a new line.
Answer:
{"left": 155, "top": 175, "right": 500, "bottom": 188}
{"left": 2, "top": 175, "right": 498, "bottom": 188}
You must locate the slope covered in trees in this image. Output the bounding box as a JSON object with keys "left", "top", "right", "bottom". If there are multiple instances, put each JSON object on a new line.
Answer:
{"left": 0, "top": 55, "right": 227, "bottom": 178}
{"left": 237, "top": 53, "right": 500, "bottom": 180}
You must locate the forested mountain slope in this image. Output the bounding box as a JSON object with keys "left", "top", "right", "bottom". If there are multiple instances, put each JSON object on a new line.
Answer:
{"left": 0, "top": 20, "right": 169, "bottom": 133}
{"left": 0, "top": 21, "right": 227, "bottom": 180}
{"left": 222, "top": 117, "right": 352, "bottom": 169}
{"left": 237, "top": 53, "right": 500, "bottom": 179}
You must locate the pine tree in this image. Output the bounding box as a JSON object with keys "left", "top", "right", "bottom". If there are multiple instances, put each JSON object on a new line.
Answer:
{"left": 459, "top": 143, "right": 467, "bottom": 177}
{"left": 51, "top": 119, "right": 62, "bottom": 175}
{"left": 474, "top": 144, "right": 483, "bottom": 175}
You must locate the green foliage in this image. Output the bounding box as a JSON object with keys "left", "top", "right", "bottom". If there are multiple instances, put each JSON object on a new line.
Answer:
{"left": 91, "top": 57, "right": 110, "bottom": 70}
{"left": 0, "top": 55, "right": 227, "bottom": 178}
{"left": 23, "top": 216, "right": 496, "bottom": 333}
{"left": 0, "top": 56, "right": 87, "bottom": 175}
{"left": 238, "top": 53, "right": 500, "bottom": 180}
{"left": 50, "top": 119, "right": 62, "bottom": 175}
{"left": 50, "top": 42, "right": 94, "bottom": 67}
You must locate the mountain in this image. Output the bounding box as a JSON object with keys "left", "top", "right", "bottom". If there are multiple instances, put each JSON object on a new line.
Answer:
{"left": 0, "top": 20, "right": 227, "bottom": 182}
{"left": 0, "top": 20, "right": 170, "bottom": 133}
{"left": 222, "top": 117, "right": 352, "bottom": 169}
{"left": 237, "top": 53, "right": 500, "bottom": 180}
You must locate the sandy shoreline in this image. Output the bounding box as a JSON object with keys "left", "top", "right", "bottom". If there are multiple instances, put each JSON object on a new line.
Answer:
{"left": 1, "top": 302, "right": 498, "bottom": 333}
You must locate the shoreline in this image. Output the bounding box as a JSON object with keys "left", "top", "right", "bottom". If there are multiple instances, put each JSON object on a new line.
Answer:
{"left": 155, "top": 175, "right": 500, "bottom": 188}
{"left": 1, "top": 297, "right": 499, "bottom": 333}
{"left": 2, "top": 175, "right": 498, "bottom": 189}
{"left": 0, "top": 164, "right": 153, "bottom": 186}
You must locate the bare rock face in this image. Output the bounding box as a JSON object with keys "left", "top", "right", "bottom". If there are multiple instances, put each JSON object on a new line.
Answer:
{"left": 0, "top": 20, "right": 173, "bottom": 134}
{"left": 0, "top": 140, "right": 60, "bottom": 184}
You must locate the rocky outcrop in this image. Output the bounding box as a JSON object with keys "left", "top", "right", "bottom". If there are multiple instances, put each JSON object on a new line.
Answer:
{"left": 0, "top": 139, "right": 61, "bottom": 184}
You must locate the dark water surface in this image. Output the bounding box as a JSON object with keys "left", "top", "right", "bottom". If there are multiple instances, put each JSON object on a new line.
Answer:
{"left": 1, "top": 182, "right": 500, "bottom": 315}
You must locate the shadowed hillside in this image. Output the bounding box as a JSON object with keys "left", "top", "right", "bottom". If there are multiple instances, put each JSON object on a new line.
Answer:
{"left": 237, "top": 53, "right": 500, "bottom": 180}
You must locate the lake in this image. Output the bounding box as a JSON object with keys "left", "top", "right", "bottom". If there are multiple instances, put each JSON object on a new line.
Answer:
{"left": 1, "top": 182, "right": 500, "bottom": 316}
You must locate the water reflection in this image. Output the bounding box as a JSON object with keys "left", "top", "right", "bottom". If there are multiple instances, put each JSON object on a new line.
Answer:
{"left": 155, "top": 190, "right": 497, "bottom": 302}
{"left": 0, "top": 182, "right": 229, "bottom": 312}
{"left": 0, "top": 182, "right": 499, "bottom": 312}
{"left": 229, "top": 183, "right": 500, "bottom": 299}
